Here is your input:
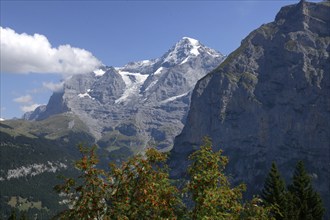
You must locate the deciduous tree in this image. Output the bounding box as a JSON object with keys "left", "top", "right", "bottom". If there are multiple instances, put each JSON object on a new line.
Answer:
{"left": 185, "top": 137, "right": 272, "bottom": 219}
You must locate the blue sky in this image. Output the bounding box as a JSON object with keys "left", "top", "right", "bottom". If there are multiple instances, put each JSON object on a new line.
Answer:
{"left": 0, "top": 0, "right": 317, "bottom": 119}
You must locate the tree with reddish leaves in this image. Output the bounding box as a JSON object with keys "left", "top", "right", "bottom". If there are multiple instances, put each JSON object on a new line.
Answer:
{"left": 55, "top": 140, "right": 274, "bottom": 219}
{"left": 55, "top": 145, "right": 183, "bottom": 219}
{"left": 54, "top": 145, "right": 108, "bottom": 219}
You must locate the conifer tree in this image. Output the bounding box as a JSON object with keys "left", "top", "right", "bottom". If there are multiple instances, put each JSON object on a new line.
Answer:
{"left": 261, "top": 162, "right": 287, "bottom": 219}
{"left": 288, "top": 161, "right": 324, "bottom": 220}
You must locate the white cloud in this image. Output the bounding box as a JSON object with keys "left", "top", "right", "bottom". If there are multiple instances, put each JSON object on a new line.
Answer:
{"left": 13, "top": 94, "right": 44, "bottom": 113}
{"left": 0, "top": 27, "right": 102, "bottom": 75}
{"left": 42, "top": 81, "right": 64, "bottom": 92}
{"left": 20, "top": 104, "right": 43, "bottom": 113}
{"left": 13, "top": 95, "right": 33, "bottom": 103}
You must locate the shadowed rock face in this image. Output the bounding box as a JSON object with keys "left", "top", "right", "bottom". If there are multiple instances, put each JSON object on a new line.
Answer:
{"left": 170, "top": 1, "right": 330, "bottom": 216}
{"left": 25, "top": 37, "right": 225, "bottom": 152}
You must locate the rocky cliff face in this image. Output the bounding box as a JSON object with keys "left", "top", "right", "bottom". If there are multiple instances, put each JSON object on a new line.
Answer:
{"left": 26, "top": 37, "right": 225, "bottom": 154}
{"left": 170, "top": 1, "right": 330, "bottom": 214}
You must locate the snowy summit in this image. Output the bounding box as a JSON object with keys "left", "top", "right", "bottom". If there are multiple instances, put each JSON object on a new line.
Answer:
{"left": 24, "top": 37, "right": 226, "bottom": 151}
{"left": 162, "top": 37, "right": 222, "bottom": 65}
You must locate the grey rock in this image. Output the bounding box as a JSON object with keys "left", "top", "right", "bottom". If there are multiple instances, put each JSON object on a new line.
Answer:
{"left": 28, "top": 37, "right": 225, "bottom": 153}
{"left": 170, "top": 1, "right": 330, "bottom": 216}
{"left": 22, "top": 105, "right": 47, "bottom": 120}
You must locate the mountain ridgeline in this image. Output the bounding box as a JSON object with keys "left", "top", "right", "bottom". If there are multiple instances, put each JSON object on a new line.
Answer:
{"left": 1, "top": 0, "right": 329, "bottom": 218}
{"left": 24, "top": 37, "right": 225, "bottom": 155}
{"left": 1, "top": 38, "right": 224, "bottom": 217}
{"left": 169, "top": 0, "right": 330, "bottom": 217}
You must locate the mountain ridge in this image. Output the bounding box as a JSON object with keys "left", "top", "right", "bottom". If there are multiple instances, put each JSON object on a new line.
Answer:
{"left": 169, "top": 1, "right": 330, "bottom": 217}
{"left": 24, "top": 37, "right": 225, "bottom": 154}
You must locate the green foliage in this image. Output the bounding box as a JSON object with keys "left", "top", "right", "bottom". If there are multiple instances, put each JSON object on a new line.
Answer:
{"left": 55, "top": 145, "right": 182, "bottom": 219}
{"left": 0, "top": 131, "right": 82, "bottom": 219}
{"left": 185, "top": 137, "right": 246, "bottom": 219}
{"left": 287, "top": 161, "right": 325, "bottom": 220}
{"left": 106, "top": 147, "right": 183, "bottom": 219}
{"left": 240, "top": 197, "right": 275, "bottom": 220}
{"left": 261, "top": 162, "right": 287, "bottom": 219}
{"left": 261, "top": 161, "right": 325, "bottom": 220}
{"left": 54, "top": 140, "right": 276, "bottom": 219}
{"left": 54, "top": 145, "right": 109, "bottom": 219}
{"left": 0, "top": 114, "right": 92, "bottom": 141}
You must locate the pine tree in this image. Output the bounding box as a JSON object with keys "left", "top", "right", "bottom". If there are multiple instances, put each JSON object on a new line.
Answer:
{"left": 261, "top": 162, "right": 287, "bottom": 219}
{"left": 287, "top": 161, "right": 324, "bottom": 220}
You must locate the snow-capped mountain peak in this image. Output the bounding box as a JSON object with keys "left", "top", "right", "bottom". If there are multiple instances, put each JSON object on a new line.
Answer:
{"left": 25, "top": 37, "right": 225, "bottom": 151}
{"left": 117, "top": 37, "right": 223, "bottom": 74}
{"left": 162, "top": 37, "right": 199, "bottom": 64}
{"left": 162, "top": 37, "right": 222, "bottom": 65}
{"left": 182, "top": 36, "right": 199, "bottom": 45}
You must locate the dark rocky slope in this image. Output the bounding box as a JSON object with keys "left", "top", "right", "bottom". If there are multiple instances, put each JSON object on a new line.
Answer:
{"left": 170, "top": 1, "right": 330, "bottom": 216}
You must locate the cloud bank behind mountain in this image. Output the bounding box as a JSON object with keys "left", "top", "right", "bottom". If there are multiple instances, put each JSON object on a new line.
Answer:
{"left": 0, "top": 27, "right": 102, "bottom": 75}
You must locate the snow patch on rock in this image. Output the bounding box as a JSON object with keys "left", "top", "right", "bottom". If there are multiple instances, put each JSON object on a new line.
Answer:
{"left": 115, "top": 71, "right": 149, "bottom": 103}
{"left": 78, "top": 89, "right": 94, "bottom": 100}
{"left": 160, "top": 92, "right": 189, "bottom": 104}
{"left": 154, "top": 67, "right": 164, "bottom": 75}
